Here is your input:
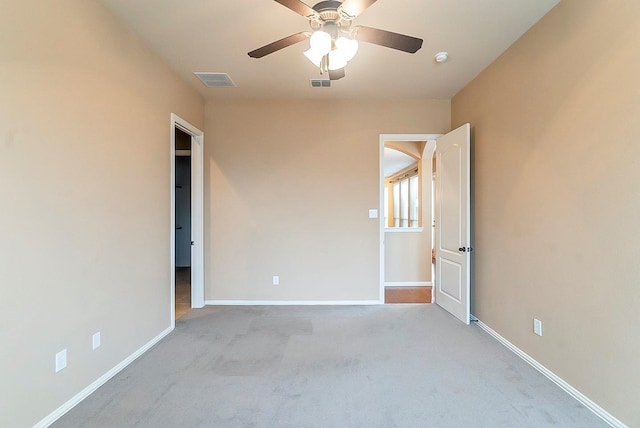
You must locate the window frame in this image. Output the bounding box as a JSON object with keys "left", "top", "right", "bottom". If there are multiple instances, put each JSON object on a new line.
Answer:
{"left": 385, "top": 165, "right": 421, "bottom": 229}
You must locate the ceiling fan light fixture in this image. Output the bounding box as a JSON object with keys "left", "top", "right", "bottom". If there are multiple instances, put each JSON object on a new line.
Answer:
{"left": 304, "top": 48, "right": 324, "bottom": 67}
{"left": 328, "top": 50, "right": 348, "bottom": 70}
{"left": 306, "top": 33, "right": 358, "bottom": 72}
{"left": 309, "top": 30, "right": 332, "bottom": 56}
{"left": 335, "top": 36, "right": 359, "bottom": 62}
{"left": 249, "top": 0, "right": 423, "bottom": 81}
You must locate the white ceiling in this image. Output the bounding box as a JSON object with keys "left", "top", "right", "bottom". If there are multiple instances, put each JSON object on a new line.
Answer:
{"left": 384, "top": 147, "right": 417, "bottom": 178}
{"left": 97, "top": 0, "right": 559, "bottom": 100}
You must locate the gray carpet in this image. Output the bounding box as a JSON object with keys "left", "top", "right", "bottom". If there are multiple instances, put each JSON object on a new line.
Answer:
{"left": 53, "top": 305, "right": 608, "bottom": 427}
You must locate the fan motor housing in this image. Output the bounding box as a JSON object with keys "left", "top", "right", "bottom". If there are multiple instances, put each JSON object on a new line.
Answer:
{"left": 310, "top": 0, "right": 352, "bottom": 31}
{"left": 312, "top": 0, "right": 342, "bottom": 11}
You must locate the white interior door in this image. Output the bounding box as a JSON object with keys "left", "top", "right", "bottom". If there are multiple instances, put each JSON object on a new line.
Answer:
{"left": 435, "top": 123, "right": 471, "bottom": 324}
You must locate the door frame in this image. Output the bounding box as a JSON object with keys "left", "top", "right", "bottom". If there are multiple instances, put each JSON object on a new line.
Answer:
{"left": 170, "top": 113, "right": 204, "bottom": 328}
{"left": 378, "top": 134, "right": 441, "bottom": 303}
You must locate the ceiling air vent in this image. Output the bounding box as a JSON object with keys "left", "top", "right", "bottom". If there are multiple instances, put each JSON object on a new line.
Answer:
{"left": 194, "top": 72, "right": 236, "bottom": 88}
{"left": 310, "top": 79, "right": 331, "bottom": 88}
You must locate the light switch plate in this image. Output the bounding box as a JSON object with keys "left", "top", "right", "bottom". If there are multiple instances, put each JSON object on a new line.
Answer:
{"left": 92, "top": 332, "right": 101, "bottom": 350}
{"left": 55, "top": 349, "right": 67, "bottom": 373}
{"left": 368, "top": 209, "right": 378, "bottom": 219}
{"left": 533, "top": 318, "right": 543, "bottom": 336}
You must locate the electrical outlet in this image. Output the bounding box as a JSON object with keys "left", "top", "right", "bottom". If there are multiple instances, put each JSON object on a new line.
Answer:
{"left": 55, "top": 349, "right": 67, "bottom": 373}
{"left": 533, "top": 318, "right": 543, "bottom": 336}
{"left": 272, "top": 275, "right": 279, "bottom": 286}
{"left": 92, "top": 332, "right": 101, "bottom": 350}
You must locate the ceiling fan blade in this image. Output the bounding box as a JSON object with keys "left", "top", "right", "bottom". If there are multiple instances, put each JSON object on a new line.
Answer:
{"left": 329, "top": 68, "right": 345, "bottom": 80}
{"left": 273, "top": 0, "right": 319, "bottom": 19}
{"left": 338, "top": 0, "right": 377, "bottom": 18}
{"left": 353, "top": 26, "right": 423, "bottom": 54}
{"left": 248, "top": 32, "right": 310, "bottom": 58}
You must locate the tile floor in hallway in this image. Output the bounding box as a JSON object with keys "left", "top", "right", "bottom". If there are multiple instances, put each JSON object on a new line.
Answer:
{"left": 175, "top": 267, "right": 191, "bottom": 320}
{"left": 385, "top": 286, "right": 432, "bottom": 303}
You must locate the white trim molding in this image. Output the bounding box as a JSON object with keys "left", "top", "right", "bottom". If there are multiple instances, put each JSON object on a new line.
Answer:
{"left": 384, "top": 281, "right": 432, "bottom": 288}
{"left": 34, "top": 326, "right": 174, "bottom": 428}
{"left": 205, "top": 300, "right": 381, "bottom": 306}
{"left": 384, "top": 227, "right": 425, "bottom": 233}
{"left": 475, "top": 319, "right": 627, "bottom": 428}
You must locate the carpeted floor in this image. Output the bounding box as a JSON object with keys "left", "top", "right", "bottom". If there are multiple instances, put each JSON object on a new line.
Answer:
{"left": 53, "top": 305, "right": 608, "bottom": 427}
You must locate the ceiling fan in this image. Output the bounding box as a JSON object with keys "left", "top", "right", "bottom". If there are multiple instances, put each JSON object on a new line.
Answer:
{"left": 248, "top": 0, "right": 423, "bottom": 81}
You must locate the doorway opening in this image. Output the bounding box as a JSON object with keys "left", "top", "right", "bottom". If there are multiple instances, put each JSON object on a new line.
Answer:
{"left": 379, "top": 134, "right": 440, "bottom": 304}
{"left": 380, "top": 125, "right": 472, "bottom": 323}
{"left": 170, "top": 114, "right": 204, "bottom": 328}
{"left": 175, "top": 128, "right": 192, "bottom": 319}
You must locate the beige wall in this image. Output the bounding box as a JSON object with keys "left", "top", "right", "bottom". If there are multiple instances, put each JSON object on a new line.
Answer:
{"left": 204, "top": 99, "right": 449, "bottom": 301}
{"left": 452, "top": 1, "right": 640, "bottom": 426}
{"left": 0, "top": 1, "right": 203, "bottom": 426}
{"left": 384, "top": 231, "right": 430, "bottom": 283}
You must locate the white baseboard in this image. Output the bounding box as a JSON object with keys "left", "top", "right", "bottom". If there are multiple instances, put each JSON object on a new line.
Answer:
{"left": 205, "top": 300, "right": 381, "bottom": 306}
{"left": 34, "top": 326, "right": 174, "bottom": 428}
{"left": 384, "top": 281, "right": 432, "bottom": 288}
{"left": 475, "top": 319, "right": 627, "bottom": 428}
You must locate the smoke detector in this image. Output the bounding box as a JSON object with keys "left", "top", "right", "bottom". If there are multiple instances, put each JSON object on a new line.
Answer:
{"left": 434, "top": 52, "right": 449, "bottom": 63}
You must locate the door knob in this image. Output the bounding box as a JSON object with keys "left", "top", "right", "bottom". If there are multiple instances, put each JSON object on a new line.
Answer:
{"left": 458, "top": 247, "right": 466, "bottom": 252}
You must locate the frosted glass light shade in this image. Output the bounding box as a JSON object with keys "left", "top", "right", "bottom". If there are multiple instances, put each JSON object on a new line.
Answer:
{"left": 309, "top": 31, "right": 331, "bottom": 56}
{"left": 304, "top": 32, "right": 359, "bottom": 71}
{"left": 304, "top": 48, "right": 324, "bottom": 67}
{"left": 328, "top": 50, "right": 347, "bottom": 70}
{"left": 335, "top": 37, "right": 359, "bottom": 62}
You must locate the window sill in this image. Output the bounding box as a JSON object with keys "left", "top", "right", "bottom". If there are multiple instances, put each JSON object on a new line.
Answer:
{"left": 384, "top": 227, "right": 424, "bottom": 233}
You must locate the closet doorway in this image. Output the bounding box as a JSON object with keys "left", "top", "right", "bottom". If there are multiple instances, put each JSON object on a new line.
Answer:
{"left": 174, "top": 128, "right": 192, "bottom": 319}
{"left": 170, "top": 114, "right": 204, "bottom": 327}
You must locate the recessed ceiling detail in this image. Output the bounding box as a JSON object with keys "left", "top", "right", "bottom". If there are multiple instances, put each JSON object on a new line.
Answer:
{"left": 194, "top": 72, "right": 236, "bottom": 88}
